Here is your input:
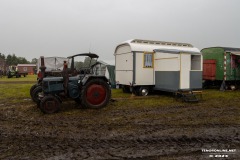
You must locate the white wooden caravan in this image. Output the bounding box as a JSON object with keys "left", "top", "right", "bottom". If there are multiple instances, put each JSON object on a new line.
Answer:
{"left": 114, "top": 39, "right": 202, "bottom": 96}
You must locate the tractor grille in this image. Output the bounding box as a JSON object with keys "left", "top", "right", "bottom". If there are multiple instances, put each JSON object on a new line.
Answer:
{"left": 43, "top": 81, "right": 64, "bottom": 93}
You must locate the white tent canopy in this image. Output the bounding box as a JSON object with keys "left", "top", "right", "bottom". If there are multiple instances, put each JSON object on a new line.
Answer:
{"left": 37, "top": 57, "right": 68, "bottom": 72}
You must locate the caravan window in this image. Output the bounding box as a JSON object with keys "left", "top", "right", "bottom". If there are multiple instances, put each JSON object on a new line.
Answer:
{"left": 191, "top": 55, "right": 201, "bottom": 70}
{"left": 143, "top": 52, "right": 154, "bottom": 68}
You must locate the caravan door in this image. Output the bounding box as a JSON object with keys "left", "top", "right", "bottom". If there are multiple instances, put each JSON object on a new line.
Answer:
{"left": 154, "top": 52, "right": 180, "bottom": 91}
{"left": 180, "top": 53, "right": 190, "bottom": 89}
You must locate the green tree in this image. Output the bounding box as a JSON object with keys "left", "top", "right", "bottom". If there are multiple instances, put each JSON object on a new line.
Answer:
{"left": 31, "top": 58, "right": 38, "bottom": 64}
{"left": 6, "top": 54, "right": 12, "bottom": 65}
{"left": 74, "top": 61, "right": 84, "bottom": 70}
{"left": 6, "top": 54, "right": 30, "bottom": 65}
{"left": 0, "top": 53, "right": 5, "bottom": 59}
{"left": 12, "top": 54, "right": 18, "bottom": 65}
{"left": 83, "top": 57, "right": 97, "bottom": 67}
{"left": 18, "top": 57, "right": 29, "bottom": 64}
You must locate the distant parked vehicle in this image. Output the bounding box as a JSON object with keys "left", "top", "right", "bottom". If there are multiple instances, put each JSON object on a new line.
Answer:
{"left": 7, "top": 66, "right": 27, "bottom": 78}
{"left": 202, "top": 47, "right": 240, "bottom": 90}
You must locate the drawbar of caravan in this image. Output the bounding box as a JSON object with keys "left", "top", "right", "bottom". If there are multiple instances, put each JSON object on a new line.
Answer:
{"left": 115, "top": 39, "right": 202, "bottom": 96}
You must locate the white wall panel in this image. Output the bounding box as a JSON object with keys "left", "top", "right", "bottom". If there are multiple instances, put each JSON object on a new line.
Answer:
{"left": 135, "top": 52, "right": 154, "bottom": 85}
{"left": 115, "top": 71, "right": 133, "bottom": 85}
{"left": 154, "top": 53, "right": 180, "bottom": 71}
{"left": 180, "top": 54, "right": 190, "bottom": 89}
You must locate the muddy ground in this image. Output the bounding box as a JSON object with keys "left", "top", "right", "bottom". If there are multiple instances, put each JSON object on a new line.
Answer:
{"left": 0, "top": 85, "right": 239, "bottom": 159}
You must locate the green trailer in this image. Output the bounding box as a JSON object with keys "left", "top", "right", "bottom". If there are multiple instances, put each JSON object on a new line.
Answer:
{"left": 7, "top": 66, "right": 28, "bottom": 78}
{"left": 201, "top": 47, "right": 240, "bottom": 90}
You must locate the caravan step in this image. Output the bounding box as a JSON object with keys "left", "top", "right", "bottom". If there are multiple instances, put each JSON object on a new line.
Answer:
{"left": 175, "top": 90, "right": 202, "bottom": 102}
{"left": 182, "top": 94, "right": 199, "bottom": 102}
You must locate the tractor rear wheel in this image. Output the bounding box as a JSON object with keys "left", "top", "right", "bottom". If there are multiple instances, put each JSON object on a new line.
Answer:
{"left": 74, "top": 98, "right": 81, "bottom": 104}
{"left": 31, "top": 86, "right": 42, "bottom": 104}
{"left": 40, "top": 95, "right": 60, "bottom": 114}
{"left": 81, "top": 79, "right": 111, "bottom": 109}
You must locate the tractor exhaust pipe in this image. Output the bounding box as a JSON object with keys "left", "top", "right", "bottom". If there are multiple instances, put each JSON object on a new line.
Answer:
{"left": 62, "top": 61, "right": 69, "bottom": 96}
{"left": 39, "top": 56, "right": 46, "bottom": 81}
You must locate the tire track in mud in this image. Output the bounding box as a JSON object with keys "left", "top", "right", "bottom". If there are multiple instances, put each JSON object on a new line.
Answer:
{"left": 0, "top": 102, "right": 239, "bottom": 159}
{"left": 1, "top": 114, "right": 239, "bottom": 159}
{"left": 1, "top": 133, "right": 239, "bottom": 160}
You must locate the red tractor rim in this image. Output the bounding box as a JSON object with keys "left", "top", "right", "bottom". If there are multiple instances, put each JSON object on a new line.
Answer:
{"left": 86, "top": 84, "right": 107, "bottom": 105}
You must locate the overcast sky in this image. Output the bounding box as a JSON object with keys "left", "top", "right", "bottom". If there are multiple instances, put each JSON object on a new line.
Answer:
{"left": 0, "top": 0, "right": 239, "bottom": 64}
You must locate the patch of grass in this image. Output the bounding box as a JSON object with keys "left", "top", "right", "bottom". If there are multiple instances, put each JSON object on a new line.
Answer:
{"left": 1, "top": 84, "right": 240, "bottom": 126}
{"left": 111, "top": 89, "right": 179, "bottom": 105}
{"left": 108, "top": 89, "right": 240, "bottom": 126}
{"left": 0, "top": 75, "right": 37, "bottom": 82}
{"left": 111, "top": 89, "right": 132, "bottom": 98}
{"left": 0, "top": 84, "right": 33, "bottom": 103}
{"left": 203, "top": 89, "right": 240, "bottom": 100}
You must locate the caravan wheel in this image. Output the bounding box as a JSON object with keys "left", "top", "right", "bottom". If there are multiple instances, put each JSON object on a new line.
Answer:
{"left": 122, "top": 85, "right": 130, "bottom": 93}
{"left": 139, "top": 87, "right": 149, "bottom": 96}
{"left": 132, "top": 87, "right": 140, "bottom": 96}
{"left": 230, "top": 85, "right": 236, "bottom": 90}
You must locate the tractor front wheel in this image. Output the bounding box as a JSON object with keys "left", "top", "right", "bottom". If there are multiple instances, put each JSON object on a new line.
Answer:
{"left": 30, "top": 84, "right": 39, "bottom": 99}
{"left": 81, "top": 79, "right": 111, "bottom": 109}
{"left": 31, "top": 86, "right": 42, "bottom": 104}
{"left": 40, "top": 95, "right": 60, "bottom": 114}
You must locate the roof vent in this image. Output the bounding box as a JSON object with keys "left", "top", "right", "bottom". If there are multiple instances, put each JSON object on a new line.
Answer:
{"left": 130, "top": 39, "right": 193, "bottom": 47}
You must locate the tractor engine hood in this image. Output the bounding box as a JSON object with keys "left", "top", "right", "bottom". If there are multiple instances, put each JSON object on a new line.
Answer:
{"left": 43, "top": 77, "right": 63, "bottom": 82}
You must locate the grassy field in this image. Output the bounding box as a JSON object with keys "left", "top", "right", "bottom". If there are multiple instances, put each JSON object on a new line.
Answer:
{"left": 0, "top": 74, "right": 37, "bottom": 82}
{"left": 0, "top": 75, "right": 37, "bottom": 103}
{"left": 1, "top": 76, "right": 240, "bottom": 110}
{"left": 0, "top": 78, "right": 240, "bottom": 125}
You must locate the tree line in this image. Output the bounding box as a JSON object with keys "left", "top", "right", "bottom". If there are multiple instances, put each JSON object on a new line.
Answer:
{"left": 0, "top": 53, "right": 36, "bottom": 65}
{"left": 0, "top": 52, "right": 97, "bottom": 68}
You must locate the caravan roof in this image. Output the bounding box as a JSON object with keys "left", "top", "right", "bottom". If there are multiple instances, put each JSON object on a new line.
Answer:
{"left": 115, "top": 39, "right": 200, "bottom": 54}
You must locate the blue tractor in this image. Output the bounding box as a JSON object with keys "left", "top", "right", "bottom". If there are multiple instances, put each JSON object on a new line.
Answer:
{"left": 34, "top": 53, "right": 111, "bottom": 114}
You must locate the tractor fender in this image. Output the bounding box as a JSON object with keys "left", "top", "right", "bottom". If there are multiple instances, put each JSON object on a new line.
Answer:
{"left": 41, "top": 94, "right": 62, "bottom": 103}
{"left": 81, "top": 75, "right": 109, "bottom": 86}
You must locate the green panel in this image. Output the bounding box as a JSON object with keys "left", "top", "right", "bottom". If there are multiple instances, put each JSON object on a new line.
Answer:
{"left": 202, "top": 48, "right": 224, "bottom": 80}
{"left": 106, "top": 65, "right": 116, "bottom": 88}
{"left": 233, "top": 60, "right": 240, "bottom": 80}
{"left": 226, "top": 52, "right": 231, "bottom": 80}
{"left": 226, "top": 52, "right": 240, "bottom": 80}
{"left": 202, "top": 48, "right": 240, "bottom": 81}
